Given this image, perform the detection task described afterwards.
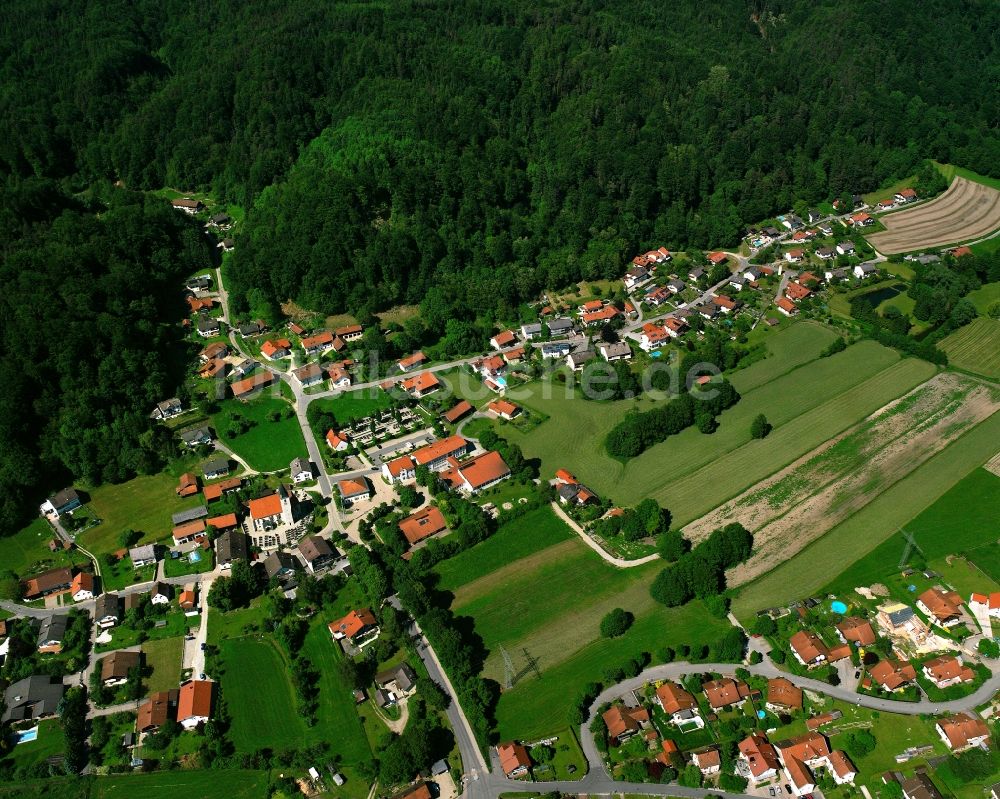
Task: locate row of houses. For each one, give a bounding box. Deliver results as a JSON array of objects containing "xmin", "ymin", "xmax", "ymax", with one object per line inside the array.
[{"xmin": 382, "ymin": 435, "xmax": 512, "ymax": 495}]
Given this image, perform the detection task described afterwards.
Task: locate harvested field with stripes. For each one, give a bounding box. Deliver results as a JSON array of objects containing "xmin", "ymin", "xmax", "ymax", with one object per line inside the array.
[
  {"xmin": 939, "ymin": 317, "xmax": 1000, "ymax": 379},
  {"xmin": 684, "ymin": 372, "xmax": 1000, "ymax": 587},
  {"xmin": 866, "ymin": 177, "xmax": 1000, "ymax": 253}
]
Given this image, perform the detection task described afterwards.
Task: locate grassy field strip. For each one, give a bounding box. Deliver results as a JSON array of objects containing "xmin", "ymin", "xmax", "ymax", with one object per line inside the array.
[
  {"xmin": 940, "ymin": 318, "xmax": 1000, "ymax": 379},
  {"xmin": 94, "ymin": 770, "xmax": 268, "ymax": 799},
  {"xmin": 660, "ymin": 358, "xmax": 936, "ymax": 524},
  {"xmin": 731, "ymin": 407, "xmax": 1000, "ymax": 622},
  {"xmin": 697, "ymin": 374, "xmax": 1000, "ymax": 587},
  {"xmin": 142, "ymin": 636, "xmax": 184, "ymax": 693},
  {"xmin": 726, "ymin": 321, "xmax": 839, "ymax": 393}
]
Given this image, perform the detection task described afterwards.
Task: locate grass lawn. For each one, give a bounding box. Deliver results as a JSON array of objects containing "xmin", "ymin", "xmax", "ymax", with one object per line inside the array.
[
  {"xmin": 142, "ymin": 636, "xmax": 185, "ymax": 693},
  {"xmin": 101, "ymin": 560, "xmax": 157, "ymax": 591},
  {"xmin": 435, "ymin": 507, "xmax": 731, "ymax": 739},
  {"xmin": 94, "ymin": 770, "xmax": 268, "ymax": 799},
  {"xmin": 214, "ymin": 396, "xmax": 307, "ymax": 471},
  {"xmin": 0, "ymin": 779, "xmax": 92, "ymax": 799},
  {"xmin": 732, "ymin": 409, "xmax": 1000, "ymax": 621},
  {"xmin": 940, "ymin": 318, "xmax": 1000, "ymax": 378},
  {"xmin": 967, "ymin": 281, "xmax": 1000, "ymax": 316},
  {"xmin": 934, "ymin": 161, "xmax": 1000, "ymax": 192},
  {"xmin": 163, "ymin": 549, "xmax": 215, "ymax": 578},
  {"xmin": 0, "ymin": 517, "xmax": 87, "ymax": 578},
  {"xmin": 219, "ymin": 636, "xmax": 302, "ymax": 751},
  {"xmin": 311, "ymin": 387, "xmax": 393, "ymax": 425},
  {"xmin": 863, "ymin": 173, "xmax": 918, "ymax": 205},
  {"xmin": 1, "ymin": 719, "xmax": 63, "ymax": 770},
  {"xmin": 96, "ymin": 612, "xmax": 195, "ymax": 653}
]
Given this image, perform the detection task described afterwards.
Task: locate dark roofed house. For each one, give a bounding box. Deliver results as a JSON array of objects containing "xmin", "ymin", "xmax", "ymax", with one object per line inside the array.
[
  {"xmin": 239, "ymin": 321, "xmax": 264, "ymax": 337},
  {"xmin": 196, "ymin": 315, "xmax": 220, "ymax": 337},
  {"xmin": 180, "ymin": 426, "xmax": 213, "ymax": 448},
  {"xmin": 299, "ymin": 535, "xmax": 336, "ymax": 573},
  {"xmin": 129, "ymin": 544, "xmax": 158, "ymax": 567},
  {"xmin": 215, "ymin": 529, "xmax": 249, "ymax": 570},
  {"xmin": 95, "ymin": 593, "xmax": 122, "ymax": 628},
  {"xmin": 137, "ymin": 689, "xmax": 179, "ymax": 733},
  {"xmin": 375, "ymin": 662, "xmax": 418, "ymax": 694},
  {"xmin": 37, "ymin": 615, "xmax": 69, "ymax": 653},
  {"xmin": 22, "ymin": 567, "xmax": 73, "ymax": 600},
  {"xmin": 2, "ymin": 676, "xmax": 65, "ymax": 724},
  {"xmin": 203, "ymin": 459, "xmax": 230, "ymax": 480},
  {"xmin": 40, "ymin": 487, "xmax": 83, "ymax": 517},
  {"xmin": 100, "ymin": 650, "xmax": 142, "ymax": 686},
  {"xmin": 263, "ymin": 551, "xmax": 299, "ymax": 582}
]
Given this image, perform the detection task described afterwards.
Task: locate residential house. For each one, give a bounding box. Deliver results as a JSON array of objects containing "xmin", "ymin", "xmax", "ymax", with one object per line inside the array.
[
  {"xmin": 218, "ymin": 238, "xmax": 235, "ymax": 252},
  {"xmin": 917, "ymin": 587, "xmax": 963, "ymax": 627},
  {"xmin": 293, "ymin": 362, "xmax": 324, "ymax": 387},
  {"xmin": 786, "ymin": 282, "xmax": 812, "ymax": 302},
  {"xmin": 290, "ymin": 457, "xmax": 313, "ymax": 484},
  {"xmin": 789, "ymin": 630, "xmax": 830, "ymax": 667},
  {"xmin": 262, "ymin": 551, "xmax": 299, "ymax": 582},
  {"xmin": 231, "ymin": 372, "xmax": 274, "ymax": 399},
  {"xmin": 187, "ymin": 276, "xmax": 212, "ymax": 292},
  {"xmin": 836, "ymin": 616, "xmax": 876, "ymax": 646},
  {"xmin": 664, "ymin": 316, "xmax": 688, "ymax": 338},
  {"xmin": 923, "ymin": 655, "xmax": 975, "ymax": 689},
  {"xmin": 693, "ymin": 749, "xmax": 721, "ymax": 776},
  {"xmin": 126, "ymin": 544, "xmax": 157, "ymax": 568},
  {"xmin": 299, "ymin": 535, "xmax": 336, "ymax": 573},
  {"xmin": 397, "ymin": 352, "xmax": 427, "ymax": 372},
  {"xmin": 936, "ymin": 713, "xmax": 990, "ymax": 752},
  {"xmin": 335, "ymin": 324, "xmax": 364, "ymax": 342},
  {"xmin": 247, "ymin": 486, "xmax": 296, "ymax": 531},
  {"xmin": 490, "ymin": 330, "xmax": 517, "ymax": 349},
  {"xmin": 517, "ymin": 322, "xmax": 542, "ymax": 342},
  {"xmin": 540, "ymin": 341, "xmax": 572, "ymax": 358},
  {"xmin": 623, "ymin": 266, "xmax": 651, "ymax": 291},
  {"xmin": 260, "ymin": 338, "xmax": 291, "ymax": 359},
  {"xmin": 100, "ymin": 650, "xmax": 142, "ymax": 687},
  {"xmin": 230, "ymin": 358, "xmax": 258, "ymax": 379},
  {"xmin": 400, "ymin": 371, "xmax": 442, "ymax": 398},
  {"xmin": 774, "ymin": 732, "xmax": 856, "ymax": 795},
  {"xmin": 178, "ymin": 586, "xmax": 197, "ymax": 612},
  {"xmin": 702, "ymin": 678, "xmax": 753, "ymax": 710},
  {"xmin": 708, "ymin": 251, "xmax": 729, "ymax": 265},
  {"xmin": 850, "ymin": 213, "xmax": 874, "ymax": 227},
  {"xmin": 877, "ymin": 602, "xmax": 924, "ymax": 636},
  {"xmin": 383, "ymin": 455, "xmax": 417, "ymax": 484},
  {"xmin": 545, "ymin": 318, "xmax": 574, "ymax": 337},
  {"xmin": 206, "ymin": 513, "xmax": 238, "ymax": 532},
  {"xmin": 836, "ymin": 240, "xmax": 856, "ymax": 255},
  {"xmin": 40, "ymin": 488, "xmax": 83, "ymax": 517},
  {"xmin": 895, "ymin": 188, "xmax": 918, "ymax": 203},
  {"xmin": 869, "ymin": 658, "xmax": 917, "ymax": 691},
  {"xmin": 728, "ymin": 275, "xmax": 745, "ymax": 291},
  {"xmin": 877, "ymin": 198, "xmax": 895, "ymax": 211},
  {"xmin": 203, "ymin": 477, "xmax": 242, "ymax": 502},
  {"xmin": 714, "ymin": 295, "xmax": 741, "ymax": 314},
  {"xmin": 150, "ymin": 398, "xmax": 183, "ymax": 420},
  {"xmin": 442, "ymin": 401, "xmax": 474, "ymax": 425},
  {"xmin": 1, "ymin": 676, "xmax": 64, "ymax": 724},
  {"xmin": 203, "ymin": 458, "xmax": 230, "ymax": 480},
  {"xmin": 199, "ymin": 341, "xmax": 228, "ymax": 362},
  {"xmin": 738, "ymin": 733, "xmax": 781, "ymax": 784},
  {"xmin": 807, "ymin": 209, "xmax": 823, "ymax": 223},
  {"xmin": 439, "ymin": 450, "xmax": 511, "ymax": 494},
  {"xmin": 784, "ymin": 248, "xmax": 805, "ymax": 263},
  {"xmin": 325, "ymin": 429, "xmax": 351, "ymax": 451},
  {"xmin": 197, "ymin": 358, "xmax": 226, "ymax": 379},
  {"xmin": 782, "ymin": 215, "xmax": 804, "ymax": 231},
  {"xmin": 177, "ymin": 679, "xmax": 215, "ymax": 730},
  {"xmin": 497, "ymin": 742, "xmax": 532, "ymax": 777},
  {"xmin": 639, "ymin": 322, "xmax": 671, "ymax": 352},
  {"xmin": 899, "ymin": 772, "xmax": 945, "ymax": 799},
  {"xmin": 238, "ymin": 321, "xmax": 264, "ymax": 337},
  {"xmin": 776, "ymin": 297, "xmax": 798, "ymax": 317},
  {"xmin": 655, "ymin": 681, "xmax": 703, "ymax": 729},
  {"xmin": 666, "ymin": 279, "xmax": 686, "ymax": 294},
  {"xmin": 137, "ymin": 689, "xmax": 178, "ymax": 733},
  {"xmin": 818, "ymin": 222, "xmax": 834, "ymax": 236},
  {"xmin": 582, "ymin": 306, "xmax": 619, "ymax": 326},
  {"xmin": 488, "ymin": 399, "xmax": 520, "ymax": 420},
  {"xmin": 196, "ymin": 315, "xmax": 220, "ymax": 338},
  {"xmin": 328, "ymin": 608, "xmax": 380, "ymax": 645},
  {"xmin": 71, "ymin": 572, "xmax": 95, "ymax": 602},
  {"xmin": 645, "ymin": 286, "xmax": 672, "ymax": 307},
  {"xmin": 37, "ymin": 615, "xmax": 69, "ymax": 653},
  {"xmin": 743, "ymin": 266, "xmax": 763, "ymax": 282},
  {"xmin": 950, "ymin": 246, "xmax": 974, "ymax": 258},
  {"xmin": 150, "ymin": 582, "xmax": 171, "ymax": 604},
  {"xmin": 566, "ymin": 350, "xmax": 593, "ymax": 371},
  {"xmin": 95, "ymin": 593, "xmax": 121, "ymax": 628},
  {"xmin": 766, "ymin": 677, "xmax": 803, "ymax": 713},
  {"xmin": 301, "ymin": 330, "xmax": 335, "ymax": 355},
  {"xmin": 602, "ymin": 703, "xmax": 649, "ymax": 743},
  {"xmin": 479, "ymin": 354, "xmax": 507, "ymax": 380},
  {"xmin": 599, "ymin": 341, "xmax": 632, "ymax": 362},
  {"xmin": 825, "ymin": 267, "xmax": 851, "ymax": 282},
  {"xmin": 21, "ymin": 567, "xmax": 73, "ymax": 600},
  {"xmin": 375, "ymin": 663, "xmax": 418, "ymax": 696},
  {"xmin": 215, "ymin": 530, "xmax": 249, "ymax": 570},
  {"xmin": 854, "ymin": 263, "xmax": 878, "ymax": 279},
  {"xmin": 816, "ymin": 246, "xmax": 836, "ymax": 260},
  {"xmin": 171, "ymin": 198, "xmax": 204, "ymax": 214},
  {"xmin": 172, "ymin": 519, "xmax": 207, "ymax": 546},
  {"xmin": 688, "ymin": 267, "xmax": 705, "ymax": 281},
  {"xmin": 399, "ymin": 505, "xmax": 448, "ymax": 547},
  {"xmin": 180, "ymin": 426, "xmax": 213, "ymax": 448},
  {"xmin": 970, "ymin": 592, "xmax": 1000, "ymax": 618},
  {"xmin": 338, "ymin": 478, "xmax": 373, "ymax": 506}
]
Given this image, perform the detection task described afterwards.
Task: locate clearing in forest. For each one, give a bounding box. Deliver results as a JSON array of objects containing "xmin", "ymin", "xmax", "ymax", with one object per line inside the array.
[
  {"xmin": 866, "ymin": 177, "xmax": 1000, "ymax": 253},
  {"xmin": 684, "ymin": 372, "xmax": 1000, "ymax": 587}
]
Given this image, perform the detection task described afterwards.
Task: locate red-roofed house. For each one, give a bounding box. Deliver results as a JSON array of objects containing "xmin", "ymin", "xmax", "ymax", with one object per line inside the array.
[
  {"xmin": 338, "ymin": 478, "xmax": 373, "ymax": 506},
  {"xmin": 869, "ymin": 658, "xmax": 917, "ymax": 691},
  {"xmin": 326, "ymin": 429, "xmax": 350, "ymax": 451},
  {"xmin": 936, "ymin": 713, "xmax": 990, "ymax": 751},
  {"xmin": 917, "ymin": 587, "xmax": 964, "ymax": 627},
  {"xmin": 784, "ymin": 248, "xmax": 805, "ymax": 263},
  {"xmin": 655, "ymin": 682, "xmax": 703, "ymax": 728},
  {"xmin": 71, "ymin": 572, "xmax": 95, "ymax": 602},
  {"xmin": 776, "ymin": 297, "xmax": 798, "ymax": 316},
  {"xmin": 693, "ymin": 748, "xmax": 721, "ymax": 775},
  {"xmin": 178, "ymin": 679, "xmax": 215, "ymax": 730},
  {"xmin": 703, "ymin": 678, "xmax": 752, "ymax": 710},
  {"xmin": 398, "ymin": 506, "xmax": 448, "ymax": 546},
  {"xmin": 786, "ymin": 282, "xmax": 812, "ymax": 301},
  {"xmin": 894, "ymin": 188, "xmax": 918, "ymax": 203},
  {"xmin": 602, "ymin": 703, "xmax": 649, "ymax": 743},
  {"xmin": 923, "ymin": 655, "xmax": 975, "ymax": 689},
  {"xmin": 397, "ymin": 352, "xmax": 427, "ymax": 372},
  {"xmin": 400, "ymin": 372, "xmax": 441, "ymax": 398},
  {"xmin": 440, "ymin": 450, "xmax": 511, "ymax": 494},
  {"xmin": 490, "ymin": 330, "xmax": 517, "ymax": 350},
  {"xmin": 739, "ymin": 733, "xmax": 780, "ymax": 784},
  {"xmin": 488, "ymin": 400, "xmax": 520, "ymax": 420},
  {"xmin": 496, "ymin": 742, "xmax": 531, "ymax": 777},
  {"xmin": 639, "ymin": 322, "xmax": 671, "ymax": 351},
  {"xmin": 582, "ymin": 306, "xmax": 620, "ymax": 326},
  {"xmin": 261, "ymin": 338, "xmax": 291, "ymax": 359},
  {"xmin": 708, "ymin": 251, "xmax": 728, "ymax": 265},
  {"xmin": 775, "ymin": 732, "xmax": 856, "ymax": 795},
  {"xmin": 328, "ymin": 609, "xmax": 380, "ymax": 645}
]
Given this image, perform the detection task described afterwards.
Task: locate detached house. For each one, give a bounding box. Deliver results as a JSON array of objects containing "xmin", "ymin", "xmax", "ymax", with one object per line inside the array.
[
  {"xmin": 776, "ymin": 297, "xmax": 798, "ymax": 317},
  {"xmin": 196, "ymin": 315, "xmax": 220, "ymax": 338},
  {"xmin": 95, "ymin": 592, "xmax": 121, "ymax": 628},
  {"xmin": 397, "ymin": 352, "xmax": 427, "ymax": 372},
  {"xmin": 129, "ymin": 544, "xmax": 158, "ymax": 567},
  {"xmin": 936, "ymin": 713, "xmax": 990, "ymax": 752},
  {"xmin": 398, "ymin": 505, "xmax": 448, "ymax": 547},
  {"xmin": 301, "ymin": 330, "xmax": 335, "ymax": 355},
  {"xmin": 335, "ymin": 324, "xmax": 364, "ymax": 342},
  {"xmin": 520, "ymin": 322, "xmax": 543, "ymax": 340},
  {"xmin": 917, "ymin": 587, "xmax": 963, "ymax": 627},
  {"xmin": 854, "ymin": 263, "xmax": 878, "ymax": 279},
  {"xmin": 400, "ymin": 371, "xmax": 442, "ymax": 398},
  {"xmin": 40, "ymin": 488, "xmax": 83, "ymax": 517},
  {"xmin": 215, "ymin": 529, "xmax": 249, "ymax": 570},
  {"xmin": 37, "ymin": 615, "xmax": 69, "ymax": 653},
  {"xmin": 702, "ymin": 678, "xmax": 753, "ymax": 710},
  {"xmin": 869, "ymin": 658, "xmax": 917, "ymax": 691},
  {"xmin": 655, "ymin": 681, "xmax": 703, "ymax": 729},
  {"xmin": 739, "ymin": 733, "xmax": 781, "ymax": 785},
  {"xmin": 338, "ymin": 478, "xmax": 373, "ymax": 506},
  {"xmin": 293, "ymin": 363, "xmax": 324, "ymax": 387},
  {"xmin": 602, "ymin": 703, "xmax": 649, "ymax": 744},
  {"xmin": 328, "ymin": 608, "xmax": 380, "ymax": 646},
  {"xmin": 774, "ymin": 732, "xmax": 856, "ymax": 795},
  {"xmin": 261, "ymin": 338, "xmax": 291, "ymax": 360},
  {"xmin": 490, "ymin": 330, "xmax": 517, "ymax": 349},
  {"xmin": 100, "ymin": 650, "xmax": 142, "ymax": 687},
  {"xmin": 599, "ymin": 341, "xmax": 632, "ymax": 362},
  {"xmin": 171, "ymin": 198, "xmax": 204, "ymax": 214},
  {"xmin": 836, "ymin": 240, "xmax": 856, "ymax": 255},
  {"xmin": 623, "ymin": 266, "xmax": 651, "ymax": 291},
  {"xmin": 766, "ymin": 677, "xmax": 803, "ymax": 713},
  {"xmin": 325, "ymin": 429, "xmax": 350, "ymax": 452},
  {"xmin": 923, "ymin": 655, "xmax": 975, "ymax": 689},
  {"xmin": 290, "ymin": 457, "xmax": 313, "ymax": 484},
  {"xmin": 836, "ymin": 616, "xmax": 876, "ymax": 646},
  {"xmin": 71, "ymin": 572, "xmax": 95, "ymax": 602},
  {"xmin": 299, "ymin": 535, "xmax": 337, "ymax": 573},
  {"xmin": 497, "ymin": 742, "xmax": 532, "ymax": 778},
  {"xmin": 850, "ymin": 212, "xmax": 874, "ymax": 227},
  {"xmin": 895, "ymin": 188, "xmax": 918, "ymax": 203},
  {"xmin": 178, "ymin": 679, "xmax": 215, "ymax": 730}
]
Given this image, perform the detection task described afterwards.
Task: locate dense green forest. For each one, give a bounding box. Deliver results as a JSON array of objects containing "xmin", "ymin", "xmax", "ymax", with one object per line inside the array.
[{"xmin": 1, "ymin": 0, "xmax": 999, "ymax": 526}]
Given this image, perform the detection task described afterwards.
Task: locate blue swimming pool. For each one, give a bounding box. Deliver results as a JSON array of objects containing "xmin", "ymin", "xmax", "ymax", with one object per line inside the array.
[
  {"xmin": 189, "ymin": 550, "xmax": 202, "ymax": 563},
  {"xmin": 651, "ymin": 351, "xmax": 662, "ymax": 358},
  {"xmin": 14, "ymin": 727, "xmax": 38, "ymax": 744},
  {"xmin": 831, "ymin": 601, "xmax": 847, "ymax": 614},
  {"xmin": 495, "ymin": 376, "xmax": 508, "ymax": 388}
]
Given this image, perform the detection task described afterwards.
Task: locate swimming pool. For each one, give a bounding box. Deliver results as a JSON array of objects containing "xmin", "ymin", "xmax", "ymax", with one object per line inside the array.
[
  {"xmin": 189, "ymin": 550, "xmax": 202, "ymax": 563},
  {"xmin": 831, "ymin": 600, "xmax": 848, "ymax": 614},
  {"xmin": 14, "ymin": 727, "xmax": 38, "ymax": 744},
  {"xmin": 494, "ymin": 376, "xmax": 508, "ymax": 388}
]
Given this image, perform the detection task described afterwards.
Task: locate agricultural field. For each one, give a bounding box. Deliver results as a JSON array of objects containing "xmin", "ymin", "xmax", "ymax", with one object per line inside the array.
[
  {"xmin": 505, "ymin": 323, "xmax": 935, "ymax": 525},
  {"xmin": 967, "ymin": 281, "xmax": 1000, "ymax": 316},
  {"xmin": 436, "ymin": 505, "xmax": 731, "ymax": 740},
  {"xmin": 213, "ymin": 396, "xmax": 307, "ymax": 471},
  {"xmin": 142, "ymin": 636, "xmax": 184, "ymax": 693},
  {"xmin": 687, "ymin": 372, "xmax": 1000, "ymax": 587},
  {"xmin": 866, "ymin": 176, "xmax": 1000, "ymax": 253},
  {"xmin": 939, "ymin": 317, "xmax": 1000, "ymax": 378},
  {"xmin": 94, "ymin": 770, "xmax": 268, "ymax": 799},
  {"xmin": 732, "ymin": 407, "xmax": 1000, "ymax": 621}
]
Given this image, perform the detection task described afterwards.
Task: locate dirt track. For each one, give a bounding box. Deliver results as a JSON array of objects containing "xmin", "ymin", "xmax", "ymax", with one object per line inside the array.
[
  {"xmin": 867, "ymin": 177, "xmax": 1000, "ymax": 253},
  {"xmin": 682, "ymin": 373, "xmax": 1000, "ymax": 587}
]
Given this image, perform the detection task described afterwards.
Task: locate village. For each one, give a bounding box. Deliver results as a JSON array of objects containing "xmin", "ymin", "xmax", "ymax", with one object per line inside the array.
[{"xmin": 2, "ymin": 176, "xmax": 1000, "ymax": 799}]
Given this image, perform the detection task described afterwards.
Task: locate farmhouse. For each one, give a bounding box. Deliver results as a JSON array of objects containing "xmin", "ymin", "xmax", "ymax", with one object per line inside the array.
[
  {"xmin": 21, "ymin": 567, "xmax": 73, "ymax": 601},
  {"xmin": 490, "ymin": 330, "xmax": 517, "ymax": 349},
  {"xmin": 774, "ymin": 732, "xmax": 856, "ymax": 795},
  {"xmin": 299, "ymin": 535, "xmax": 337, "ymax": 573},
  {"xmin": 766, "ymin": 677, "xmax": 803, "ymax": 713},
  {"xmin": 497, "ymin": 742, "xmax": 532, "ymax": 777},
  {"xmin": 261, "ymin": 338, "xmax": 291, "ymax": 359},
  {"xmin": 203, "ymin": 477, "xmax": 242, "ymax": 502},
  {"xmin": 176, "ymin": 473, "xmax": 199, "ymax": 497},
  {"xmin": 738, "ymin": 733, "xmax": 781, "ymax": 784},
  {"xmin": 869, "ymin": 658, "xmax": 917, "ymax": 691},
  {"xmin": 338, "ymin": 478, "xmax": 373, "ymax": 506},
  {"xmin": 400, "ymin": 371, "xmax": 442, "ymax": 398},
  {"xmin": 936, "ymin": 713, "xmax": 990, "ymax": 751},
  {"xmin": 178, "ymin": 679, "xmax": 215, "ymax": 730},
  {"xmin": 171, "ymin": 198, "xmax": 204, "ymax": 214},
  {"xmin": 398, "ymin": 505, "xmax": 448, "ymax": 546},
  {"xmin": 328, "ymin": 608, "xmax": 380, "ymax": 645},
  {"xmin": 301, "ymin": 331, "xmax": 335, "ymax": 355},
  {"xmin": 602, "ymin": 703, "xmax": 649, "ymax": 743},
  {"xmin": 488, "ymin": 399, "xmax": 520, "ymax": 420},
  {"xmin": 922, "ymin": 655, "xmax": 975, "ymax": 689},
  {"xmin": 916, "ymin": 586, "xmax": 963, "ymax": 627},
  {"xmin": 71, "ymin": 571, "xmax": 95, "ymax": 601},
  {"xmin": 443, "ymin": 400, "xmax": 474, "ymax": 424},
  {"xmin": 231, "ymin": 372, "xmax": 274, "ymax": 399},
  {"xmin": 440, "ymin": 450, "xmax": 511, "ymax": 494}
]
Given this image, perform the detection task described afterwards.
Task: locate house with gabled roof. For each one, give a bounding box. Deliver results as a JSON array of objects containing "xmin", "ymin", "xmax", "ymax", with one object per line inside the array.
[
  {"xmin": 299, "ymin": 535, "xmax": 337, "ymax": 573},
  {"xmin": 655, "ymin": 681, "xmax": 703, "ymax": 728},
  {"xmin": 326, "ymin": 429, "xmax": 350, "ymax": 451},
  {"xmin": 399, "ymin": 505, "xmax": 448, "ymax": 546},
  {"xmin": 774, "ymin": 732, "xmax": 856, "ymax": 795},
  {"xmin": 37, "ymin": 615, "xmax": 69, "ymax": 653},
  {"xmin": 922, "ymin": 655, "xmax": 975, "ymax": 689},
  {"xmin": 602, "ymin": 703, "xmax": 649, "ymax": 743},
  {"xmin": 439, "ymin": 450, "xmax": 511, "ymax": 494},
  {"xmin": 870, "ymin": 658, "xmax": 917, "ymax": 691},
  {"xmin": 71, "ymin": 571, "xmax": 95, "ymax": 602},
  {"xmin": 178, "ymin": 679, "xmax": 215, "ymax": 730},
  {"xmin": 261, "ymin": 338, "xmax": 291, "ymax": 359},
  {"xmin": 328, "ymin": 608, "xmax": 379, "ymax": 645},
  {"xmin": 137, "ymin": 689, "xmax": 178, "ymax": 733},
  {"xmin": 936, "ymin": 713, "xmax": 990, "ymax": 751},
  {"xmin": 338, "ymin": 477, "xmax": 373, "ymax": 506},
  {"xmin": 776, "ymin": 297, "xmax": 798, "ymax": 317},
  {"xmin": 836, "ymin": 616, "xmax": 876, "ymax": 646},
  {"xmin": 397, "ymin": 351, "xmax": 427, "ymax": 372},
  {"xmin": 702, "ymin": 677, "xmax": 753, "ymax": 710},
  {"xmin": 443, "ymin": 400, "xmax": 474, "ymax": 424},
  {"xmin": 917, "ymin": 586, "xmax": 963, "ymax": 627},
  {"xmin": 496, "ymin": 742, "xmax": 532, "ymax": 777},
  {"xmin": 766, "ymin": 677, "xmax": 803, "ymax": 712},
  {"xmin": 400, "ymin": 371, "xmax": 441, "ymax": 398},
  {"xmin": 739, "ymin": 733, "xmax": 780, "ymax": 784},
  {"xmin": 301, "ymin": 330, "xmax": 335, "ymax": 355},
  {"xmin": 490, "ymin": 330, "xmax": 517, "ymax": 349}
]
